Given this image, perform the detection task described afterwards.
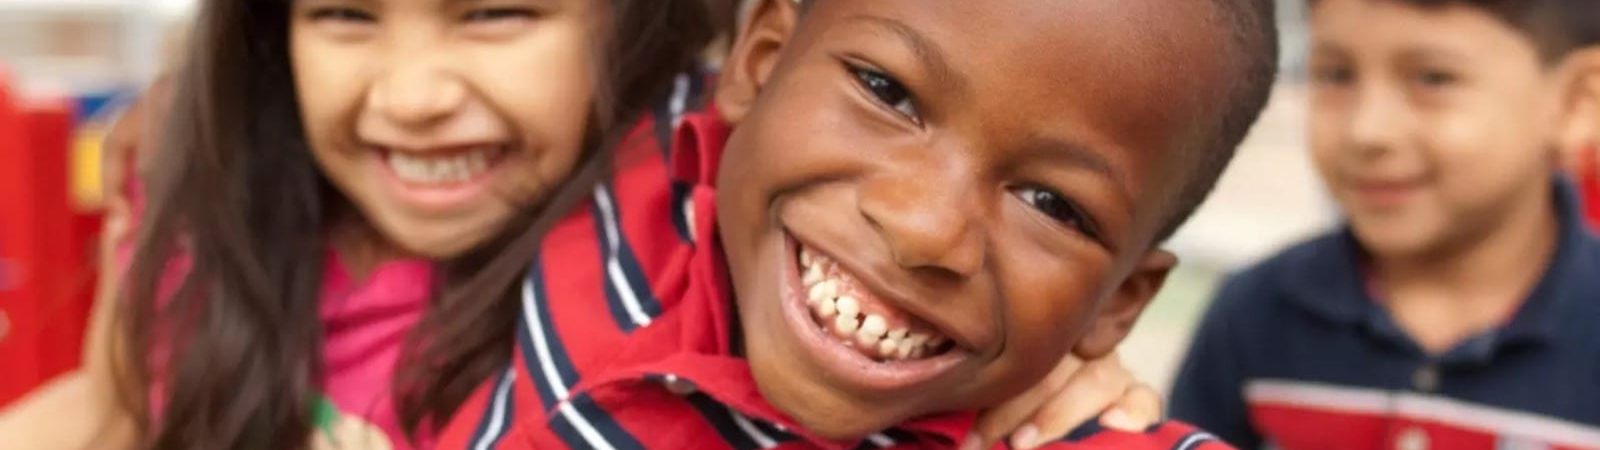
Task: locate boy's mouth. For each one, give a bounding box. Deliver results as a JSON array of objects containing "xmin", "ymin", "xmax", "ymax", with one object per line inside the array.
[
  {"xmin": 778, "ymin": 231, "xmax": 968, "ymax": 393},
  {"xmin": 798, "ymin": 246, "xmax": 955, "ymax": 361}
]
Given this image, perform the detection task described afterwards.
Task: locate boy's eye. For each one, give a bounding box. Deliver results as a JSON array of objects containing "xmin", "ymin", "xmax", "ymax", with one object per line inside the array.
[
  {"xmin": 1311, "ymin": 65, "xmax": 1354, "ymax": 86},
  {"xmin": 1012, "ymin": 185, "xmax": 1097, "ymax": 237},
  {"xmin": 850, "ymin": 66, "xmax": 921, "ymax": 125}
]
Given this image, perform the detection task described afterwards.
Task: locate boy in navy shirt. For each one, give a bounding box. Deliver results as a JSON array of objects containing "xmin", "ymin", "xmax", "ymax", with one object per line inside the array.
[{"xmin": 1172, "ymin": 0, "xmax": 1600, "ymax": 449}]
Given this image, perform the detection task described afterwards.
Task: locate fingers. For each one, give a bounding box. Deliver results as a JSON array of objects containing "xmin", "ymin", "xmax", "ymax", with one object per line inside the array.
[
  {"xmin": 962, "ymin": 355, "xmax": 1084, "ymax": 450},
  {"xmin": 1100, "ymin": 382, "xmax": 1163, "ymax": 432},
  {"xmin": 1009, "ymin": 352, "xmax": 1134, "ymax": 449}
]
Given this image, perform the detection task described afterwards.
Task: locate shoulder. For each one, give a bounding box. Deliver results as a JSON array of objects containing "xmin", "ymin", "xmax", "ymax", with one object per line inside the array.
[
  {"xmin": 1209, "ymin": 232, "xmax": 1350, "ymax": 317},
  {"xmin": 1039, "ymin": 421, "xmax": 1233, "ymax": 450}
]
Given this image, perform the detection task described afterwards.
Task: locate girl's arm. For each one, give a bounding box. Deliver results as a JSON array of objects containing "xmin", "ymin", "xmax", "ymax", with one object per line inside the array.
[{"xmin": 0, "ymin": 79, "xmax": 171, "ymax": 449}]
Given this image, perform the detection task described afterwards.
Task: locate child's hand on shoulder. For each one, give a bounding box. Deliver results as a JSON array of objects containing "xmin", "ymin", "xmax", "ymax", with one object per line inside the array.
[{"xmin": 964, "ymin": 351, "xmax": 1161, "ymax": 450}]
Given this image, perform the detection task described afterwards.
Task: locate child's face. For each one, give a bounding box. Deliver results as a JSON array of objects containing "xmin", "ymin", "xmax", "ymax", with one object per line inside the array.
[
  {"xmin": 1308, "ymin": 0, "xmax": 1561, "ymax": 258},
  {"xmin": 715, "ymin": 0, "xmax": 1225, "ymax": 439},
  {"xmin": 291, "ymin": 0, "xmax": 596, "ymax": 258}
]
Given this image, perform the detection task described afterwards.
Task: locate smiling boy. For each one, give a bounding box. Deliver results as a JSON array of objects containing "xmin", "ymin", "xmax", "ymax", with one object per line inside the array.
[{"xmin": 438, "ymin": 0, "xmax": 1278, "ymax": 448}]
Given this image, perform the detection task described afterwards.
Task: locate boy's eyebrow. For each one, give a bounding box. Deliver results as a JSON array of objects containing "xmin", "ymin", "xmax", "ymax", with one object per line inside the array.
[
  {"xmin": 1023, "ymin": 135, "xmax": 1134, "ymax": 208},
  {"xmin": 843, "ymin": 14, "xmax": 969, "ymax": 93},
  {"xmin": 1398, "ymin": 46, "xmax": 1471, "ymax": 66}
]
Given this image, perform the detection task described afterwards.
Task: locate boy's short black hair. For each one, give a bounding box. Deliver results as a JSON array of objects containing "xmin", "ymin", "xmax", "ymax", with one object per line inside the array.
[
  {"xmin": 1154, "ymin": 0, "xmax": 1280, "ymax": 242},
  {"xmin": 1309, "ymin": 0, "xmax": 1600, "ymax": 62}
]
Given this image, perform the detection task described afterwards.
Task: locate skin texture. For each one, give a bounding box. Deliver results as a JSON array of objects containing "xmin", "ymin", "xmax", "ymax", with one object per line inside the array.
[
  {"xmin": 1307, "ymin": 0, "xmax": 1578, "ymax": 353},
  {"xmin": 291, "ymin": 0, "xmax": 597, "ymax": 263},
  {"xmin": 715, "ymin": 0, "xmax": 1237, "ymax": 439}
]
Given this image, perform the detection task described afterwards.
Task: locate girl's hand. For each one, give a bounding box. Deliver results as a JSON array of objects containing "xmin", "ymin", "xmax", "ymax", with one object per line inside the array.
[{"xmin": 962, "ymin": 351, "xmax": 1162, "ymax": 450}]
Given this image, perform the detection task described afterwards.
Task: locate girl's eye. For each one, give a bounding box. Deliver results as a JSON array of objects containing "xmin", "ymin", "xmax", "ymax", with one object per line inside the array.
[
  {"xmin": 1013, "ymin": 185, "xmax": 1097, "ymax": 237},
  {"xmin": 1415, "ymin": 69, "xmax": 1458, "ymax": 88},
  {"xmin": 308, "ymin": 7, "xmax": 377, "ymax": 24},
  {"xmin": 463, "ymin": 7, "xmax": 538, "ymax": 24},
  {"xmin": 850, "ymin": 66, "xmax": 921, "ymax": 124}
]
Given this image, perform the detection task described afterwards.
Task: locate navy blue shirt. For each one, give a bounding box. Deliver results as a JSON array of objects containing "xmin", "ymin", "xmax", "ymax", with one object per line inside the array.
[{"xmin": 1170, "ymin": 179, "xmax": 1600, "ymax": 450}]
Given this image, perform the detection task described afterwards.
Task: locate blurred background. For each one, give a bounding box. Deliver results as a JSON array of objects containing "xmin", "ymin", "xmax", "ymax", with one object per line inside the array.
[{"xmin": 0, "ymin": 0, "xmax": 1327, "ymax": 405}]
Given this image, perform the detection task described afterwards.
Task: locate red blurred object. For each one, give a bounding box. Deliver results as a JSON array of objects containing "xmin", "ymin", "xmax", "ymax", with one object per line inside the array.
[
  {"xmin": 0, "ymin": 70, "xmax": 100, "ymax": 408},
  {"xmin": 1579, "ymin": 144, "xmax": 1600, "ymax": 232}
]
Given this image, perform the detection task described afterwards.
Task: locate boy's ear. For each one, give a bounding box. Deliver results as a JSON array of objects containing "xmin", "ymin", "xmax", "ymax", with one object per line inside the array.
[
  {"xmin": 1072, "ymin": 250, "xmax": 1176, "ymax": 360},
  {"xmin": 1554, "ymin": 47, "xmax": 1600, "ymax": 169},
  {"xmin": 715, "ymin": 0, "xmax": 800, "ymax": 124}
]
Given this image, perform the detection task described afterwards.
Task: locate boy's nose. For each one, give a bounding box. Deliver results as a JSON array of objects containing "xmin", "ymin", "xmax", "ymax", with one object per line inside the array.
[
  {"xmin": 1346, "ymin": 83, "xmax": 1411, "ymax": 157},
  {"xmin": 857, "ymin": 173, "xmax": 985, "ymax": 279},
  {"xmin": 366, "ymin": 61, "xmax": 469, "ymax": 129}
]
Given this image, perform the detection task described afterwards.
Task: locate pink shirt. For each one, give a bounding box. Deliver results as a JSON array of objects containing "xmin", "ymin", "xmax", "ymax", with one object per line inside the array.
[
  {"xmin": 315, "ymin": 250, "xmax": 432, "ymax": 450},
  {"xmin": 122, "ymin": 171, "xmax": 433, "ymax": 449}
]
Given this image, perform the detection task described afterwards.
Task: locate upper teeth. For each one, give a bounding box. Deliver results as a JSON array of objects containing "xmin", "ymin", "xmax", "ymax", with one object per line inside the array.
[
  {"xmin": 800, "ymin": 245, "xmax": 948, "ymax": 361},
  {"xmin": 387, "ymin": 147, "xmax": 498, "ymax": 184}
]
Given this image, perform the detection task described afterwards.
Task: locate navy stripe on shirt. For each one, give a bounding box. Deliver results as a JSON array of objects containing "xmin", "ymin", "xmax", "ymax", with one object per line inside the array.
[
  {"xmin": 591, "ymin": 183, "xmax": 665, "ymax": 331},
  {"xmin": 468, "ymin": 368, "xmax": 518, "ymax": 450},
  {"xmin": 520, "ymin": 258, "xmax": 649, "ymax": 450}
]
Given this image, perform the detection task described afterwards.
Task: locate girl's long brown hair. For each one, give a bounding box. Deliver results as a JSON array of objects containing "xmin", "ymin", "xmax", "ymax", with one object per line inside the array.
[{"xmin": 121, "ymin": 0, "xmax": 718, "ymax": 448}]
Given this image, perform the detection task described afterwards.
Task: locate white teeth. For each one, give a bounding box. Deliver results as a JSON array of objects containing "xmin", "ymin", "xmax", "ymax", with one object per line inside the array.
[
  {"xmin": 855, "ymin": 329, "xmax": 881, "ymax": 348},
  {"xmin": 860, "ymin": 314, "xmax": 887, "ymax": 338},
  {"xmin": 906, "ymin": 333, "xmax": 929, "ymax": 350},
  {"xmin": 808, "ymin": 281, "xmax": 837, "ymax": 305},
  {"xmin": 832, "ymin": 315, "xmax": 859, "ymax": 337},
  {"xmin": 835, "ymin": 296, "xmax": 860, "ymax": 319},
  {"xmin": 896, "ymin": 339, "xmax": 915, "ymax": 359},
  {"xmin": 386, "ymin": 147, "xmax": 500, "ymax": 184},
  {"xmin": 816, "ymin": 297, "xmax": 838, "ymax": 320},
  {"xmin": 800, "ymin": 244, "xmax": 954, "ymax": 361},
  {"xmin": 877, "ymin": 338, "xmax": 899, "ymax": 358},
  {"xmin": 887, "ymin": 328, "xmax": 908, "ymax": 341},
  {"xmin": 802, "ymin": 264, "xmax": 823, "ymax": 286}
]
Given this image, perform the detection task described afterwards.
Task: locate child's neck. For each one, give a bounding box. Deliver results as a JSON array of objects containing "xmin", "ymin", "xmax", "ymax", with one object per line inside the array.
[
  {"xmin": 330, "ymin": 214, "xmax": 417, "ymax": 279},
  {"xmin": 1372, "ymin": 184, "xmax": 1560, "ymax": 355}
]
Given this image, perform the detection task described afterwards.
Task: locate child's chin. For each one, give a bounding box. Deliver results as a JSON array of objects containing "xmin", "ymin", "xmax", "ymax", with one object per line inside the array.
[{"xmin": 749, "ymin": 355, "xmax": 904, "ymax": 441}]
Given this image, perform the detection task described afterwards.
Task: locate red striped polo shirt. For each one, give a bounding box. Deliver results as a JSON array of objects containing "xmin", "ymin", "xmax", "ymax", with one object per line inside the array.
[{"xmin": 435, "ymin": 78, "xmax": 1231, "ymax": 450}]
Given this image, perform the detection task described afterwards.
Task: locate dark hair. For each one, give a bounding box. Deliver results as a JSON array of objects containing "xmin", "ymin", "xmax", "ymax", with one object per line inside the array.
[
  {"xmin": 1154, "ymin": 0, "xmax": 1280, "ymax": 242},
  {"xmin": 1306, "ymin": 0, "xmax": 1600, "ymax": 62},
  {"xmin": 120, "ymin": 1, "xmax": 717, "ymax": 449}
]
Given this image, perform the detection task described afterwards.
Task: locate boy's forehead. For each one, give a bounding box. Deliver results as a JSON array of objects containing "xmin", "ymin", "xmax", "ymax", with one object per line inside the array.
[{"xmin": 795, "ymin": 0, "xmax": 1235, "ymax": 202}]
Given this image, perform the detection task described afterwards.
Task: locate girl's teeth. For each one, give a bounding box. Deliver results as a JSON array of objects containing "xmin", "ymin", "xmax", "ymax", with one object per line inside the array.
[
  {"xmin": 896, "ymin": 339, "xmax": 915, "ymax": 359},
  {"xmin": 387, "ymin": 147, "xmax": 499, "ymax": 184}
]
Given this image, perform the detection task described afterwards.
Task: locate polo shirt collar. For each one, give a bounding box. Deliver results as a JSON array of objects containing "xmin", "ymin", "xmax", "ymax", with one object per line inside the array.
[{"xmin": 1280, "ymin": 176, "xmax": 1598, "ymax": 350}]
